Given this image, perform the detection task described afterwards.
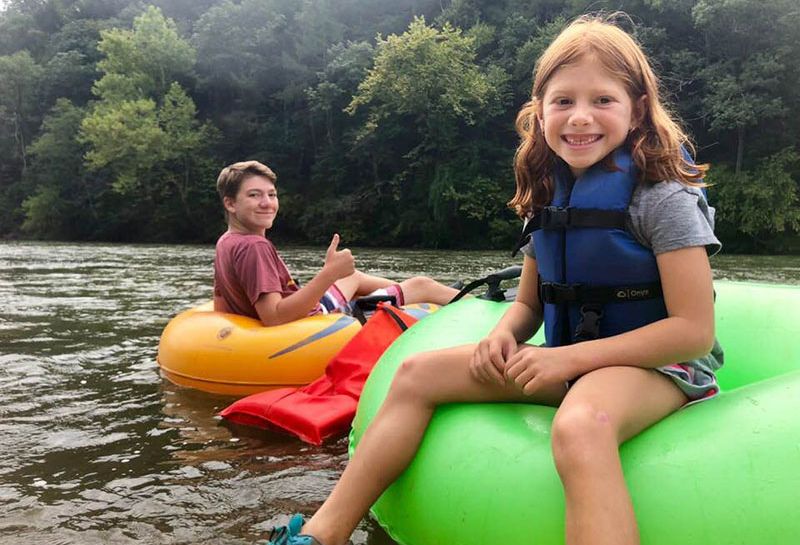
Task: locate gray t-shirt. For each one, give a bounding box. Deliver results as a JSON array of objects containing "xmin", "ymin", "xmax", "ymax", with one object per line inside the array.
[{"xmin": 522, "ymin": 181, "xmax": 721, "ymax": 258}]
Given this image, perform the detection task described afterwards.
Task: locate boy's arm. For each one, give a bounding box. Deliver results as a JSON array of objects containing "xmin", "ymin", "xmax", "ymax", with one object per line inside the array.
[{"xmin": 254, "ymin": 234, "xmax": 354, "ymax": 326}]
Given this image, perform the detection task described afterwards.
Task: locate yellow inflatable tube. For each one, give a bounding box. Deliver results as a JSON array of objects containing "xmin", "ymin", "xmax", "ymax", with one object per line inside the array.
[
  {"xmin": 157, "ymin": 302, "xmax": 360, "ymax": 396},
  {"xmin": 157, "ymin": 302, "xmax": 439, "ymax": 397}
]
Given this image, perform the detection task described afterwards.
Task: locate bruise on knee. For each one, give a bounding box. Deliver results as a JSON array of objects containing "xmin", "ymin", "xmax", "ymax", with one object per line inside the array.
[{"xmin": 551, "ymin": 404, "xmax": 619, "ymax": 473}]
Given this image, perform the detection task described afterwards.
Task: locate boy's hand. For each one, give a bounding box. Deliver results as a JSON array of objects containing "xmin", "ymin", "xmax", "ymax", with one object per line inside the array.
[{"xmin": 323, "ymin": 234, "xmax": 355, "ymax": 280}]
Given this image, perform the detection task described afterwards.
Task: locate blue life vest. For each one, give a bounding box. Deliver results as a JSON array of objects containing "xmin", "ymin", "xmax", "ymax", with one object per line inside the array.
[{"xmin": 532, "ymin": 147, "xmax": 667, "ymax": 347}]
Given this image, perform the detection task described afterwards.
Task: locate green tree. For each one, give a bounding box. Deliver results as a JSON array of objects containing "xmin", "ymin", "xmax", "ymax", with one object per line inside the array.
[
  {"xmin": 39, "ymin": 17, "xmax": 110, "ymax": 107},
  {"xmin": 348, "ymin": 17, "xmax": 505, "ymax": 148},
  {"xmin": 693, "ymin": 0, "xmax": 799, "ymax": 174},
  {"xmin": 0, "ymin": 5, "xmax": 47, "ymax": 56},
  {"xmin": 291, "ymin": 41, "xmax": 377, "ymax": 242},
  {"xmin": 192, "ymin": 0, "xmax": 290, "ymax": 106},
  {"xmin": 92, "ymin": 5, "xmax": 195, "ymax": 102},
  {"xmin": 707, "ymin": 149, "xmax": 800, "ymax": 249},
  {"xmin": 22, "ymin": 98, "xmax": 95, "ymax": 239},
  {"xmin": 157, "ymin": 82, "xmax": 221, "ymax": 236},
  {"xmin": 307, "ymin": 41, "xmax": 374, "ymax": 148},
  {"xmin": 346, "ymin": 17, "xmax": 509, "ymax": 246},
  {"xmin": 0, "ymin": 50, "xmax": 42, "ymax": 171},
  {"xmin": 81, "ymin": 98, "xmax": 165, "ymax": 193},
  {"xmin": 80, "ymin": 6, "xmax": 219, "ymax": 240},
  {"xmin": 191, "ymin": 0, "xmax": 311, "ymax": 166}
]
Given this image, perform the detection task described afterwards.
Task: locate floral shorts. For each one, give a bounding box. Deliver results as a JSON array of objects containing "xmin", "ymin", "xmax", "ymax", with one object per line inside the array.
[
  {"xmin": 656, "ymin": 338, "xmax": 724, "ymax": 405},
  {"xmin": 566, "ymin": 338, "xmax": 724, "ymax": 406}
]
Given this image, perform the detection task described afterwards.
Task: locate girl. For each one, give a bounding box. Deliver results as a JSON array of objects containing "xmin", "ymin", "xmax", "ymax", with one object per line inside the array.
[{"xmin": 267, "ymin": 14, "xmax": 722, "ymax": 545}]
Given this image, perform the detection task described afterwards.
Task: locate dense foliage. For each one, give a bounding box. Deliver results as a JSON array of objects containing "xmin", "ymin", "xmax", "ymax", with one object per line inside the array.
[{"xmin": 1, "ymin": 0, "xmax": 798, "ymax": 251}]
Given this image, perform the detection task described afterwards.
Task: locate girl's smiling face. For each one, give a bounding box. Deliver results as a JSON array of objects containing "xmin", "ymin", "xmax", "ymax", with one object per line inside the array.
[{"xmin": 539, "ymin": 56, "xmax": 643, "ymax": 178}]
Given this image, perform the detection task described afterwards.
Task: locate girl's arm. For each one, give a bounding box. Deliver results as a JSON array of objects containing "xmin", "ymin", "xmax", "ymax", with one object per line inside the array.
[
  {"xmin": 505, "ymin": 246, "xmax": 715, "ymax": 393},
  {"xmin": 471, "ymin": 255, "xmax": 543, "ymax": 384},
  {"xmin": 566, "ymin": 245, "xmax": 715, "ymax": 372},
  {"xmin": 491, "ymin": 255, "xmax": 544, "ymax": 342}
]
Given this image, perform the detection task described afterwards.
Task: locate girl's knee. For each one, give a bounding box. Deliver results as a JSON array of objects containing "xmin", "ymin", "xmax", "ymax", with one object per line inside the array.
[
  {"xmin": 551, "ymin": 403, "xmax": 618, "ymax": 472},
  {"xmin": 387, "ymin": 352, "xmax": 435, "ymax": 404}
]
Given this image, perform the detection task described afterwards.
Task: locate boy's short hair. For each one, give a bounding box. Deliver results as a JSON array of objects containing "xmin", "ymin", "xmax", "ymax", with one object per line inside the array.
[{"xmin": 216, "ymin": 161, "xmax": 277, "ymax": 203}]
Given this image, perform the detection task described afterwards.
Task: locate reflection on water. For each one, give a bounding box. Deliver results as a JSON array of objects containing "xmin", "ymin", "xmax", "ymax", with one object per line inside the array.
[
  {"xmin": 707, "ymin": 254, "xmax": 800, "ymax": 285},
  {"xmin": 1, "ymin": 241, "xmax": 798, "ymax": 544}
]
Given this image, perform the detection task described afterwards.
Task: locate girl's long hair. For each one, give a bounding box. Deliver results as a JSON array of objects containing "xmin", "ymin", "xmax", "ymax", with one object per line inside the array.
[{"xmin": 509, "ymin": 14, "xmax": 707, "ymax": 218}]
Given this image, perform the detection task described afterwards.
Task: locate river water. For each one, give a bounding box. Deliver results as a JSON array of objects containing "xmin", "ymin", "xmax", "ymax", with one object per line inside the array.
[{"xmin": 1, "ymin": 241, "xmax": 799, "ymax": 544}]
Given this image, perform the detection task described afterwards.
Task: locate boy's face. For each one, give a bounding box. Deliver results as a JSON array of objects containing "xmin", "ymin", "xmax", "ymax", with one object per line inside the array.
[{"xmin": 223, "ymin": 175, "xmax": 279, "ymax": 235}]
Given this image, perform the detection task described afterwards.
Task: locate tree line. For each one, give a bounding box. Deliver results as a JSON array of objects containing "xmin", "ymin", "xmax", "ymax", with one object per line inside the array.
[{"xmin": 1, "ymin": 0, "xmax": 798, "ymax": 251}]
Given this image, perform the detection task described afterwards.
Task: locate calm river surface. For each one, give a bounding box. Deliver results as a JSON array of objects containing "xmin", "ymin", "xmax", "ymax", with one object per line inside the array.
[{"xmin": 2, "ymin": 241, "xmax": 799, "ymax": 544}]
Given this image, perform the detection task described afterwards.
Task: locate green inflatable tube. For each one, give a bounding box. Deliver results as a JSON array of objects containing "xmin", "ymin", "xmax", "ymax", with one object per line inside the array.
[{"xmin": 350, "ymin": 281, "xmax": 800, "ymax": 545}]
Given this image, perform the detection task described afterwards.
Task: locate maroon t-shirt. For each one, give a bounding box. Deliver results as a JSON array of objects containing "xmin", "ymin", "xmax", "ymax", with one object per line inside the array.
[{"xmin": 213, "ymin": 231, "xmax": 320, "ymax": 319}]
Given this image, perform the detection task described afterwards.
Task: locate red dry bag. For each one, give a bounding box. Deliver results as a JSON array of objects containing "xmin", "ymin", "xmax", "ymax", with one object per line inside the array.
[{"xmin": 219, "ymin": 303, "xmax": 417, "ymax": 445}]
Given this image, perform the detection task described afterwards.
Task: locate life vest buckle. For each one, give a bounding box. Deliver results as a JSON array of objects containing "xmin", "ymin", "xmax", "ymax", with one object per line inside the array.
[
  {"xmin": 574, "ymin": 304, "xmax": 604, "ymax": 342},
  {"xmin": 539, "ymin": 281, "xmax": 583, "ymax": 304},
  {"xmin": 541, "ymin": 206, "xmax": 571, "ymax": 229}
]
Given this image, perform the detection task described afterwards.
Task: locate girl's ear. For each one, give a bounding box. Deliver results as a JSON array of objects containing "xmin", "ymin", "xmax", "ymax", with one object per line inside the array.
[
  {"xmin": 535, "ymin": 101, "xmax": 544, "ymax": 130},
  {"xmin": 632, "ymin": 94, "xmax": 648, "ymax": 128}
]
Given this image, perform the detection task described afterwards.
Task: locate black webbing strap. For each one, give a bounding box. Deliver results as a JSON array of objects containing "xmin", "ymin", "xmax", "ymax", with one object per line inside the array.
[
  {"xmin": 381, "ymin": 304, "xmax": 412, "ymax": 332},
  {"xmin": 540, "ymin": 282, "xmax": 662, "ymax": 343},
  {"xmin": 511, "ymin": 206, "xmax": 628, "ymax": 257},
  {"xmin": 449, "ymin": 265, "xmax": 522, "ymax": 304},
  {"xmin": 539, "ymin": 281, "xmax": 663, "ymax": 305},
  {"xmin": 351, "ymin": 294, "xmax": 397, "ymax": 325}
]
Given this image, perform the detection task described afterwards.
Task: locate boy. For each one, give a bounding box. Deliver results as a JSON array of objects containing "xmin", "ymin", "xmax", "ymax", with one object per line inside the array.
[{"xmin": 213, "ymin": 160, "xmax": 460, "ymax": 326}]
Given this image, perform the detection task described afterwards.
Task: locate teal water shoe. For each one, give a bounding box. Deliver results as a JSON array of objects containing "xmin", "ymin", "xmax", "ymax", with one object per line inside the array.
[{"xmin": 266, "ymin": 514, "xmax": 322, "ymax": 545}]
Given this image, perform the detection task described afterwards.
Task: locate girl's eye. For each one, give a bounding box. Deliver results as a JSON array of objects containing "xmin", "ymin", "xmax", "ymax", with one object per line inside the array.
[
  {"xmin": 597, "ymin": 96, "xmax": 614, "ymax": 104},
  {"xmin": 554, "ymin": 97, "xmax": 572, "ymax": 106}
]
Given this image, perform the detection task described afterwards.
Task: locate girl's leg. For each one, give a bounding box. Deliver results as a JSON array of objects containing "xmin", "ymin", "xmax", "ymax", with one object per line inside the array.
[
  {"xmin": 302, "ymin": 345, "xmax": 566, "ymax": 545},
  {"xmin": 551, "ymin": 366, "xmax": 687, "ymax": 545}
]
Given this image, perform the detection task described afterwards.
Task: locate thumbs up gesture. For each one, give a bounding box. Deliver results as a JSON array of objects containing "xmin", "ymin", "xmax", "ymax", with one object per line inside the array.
[{"xmin": 323, "ymin": 234, "xmax": 355, "ymax": 280}]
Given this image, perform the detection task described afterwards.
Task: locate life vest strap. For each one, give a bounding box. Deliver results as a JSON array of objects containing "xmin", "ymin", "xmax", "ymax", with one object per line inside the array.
[
  {"xmin": 511, "ymin": 206, "xmax": 628, "ymax": 256},
  {"xmin": 537, "ymin": 206, "xmax": 627, "ymax": 230},
  {"xmin": 539, "ymin": 281, "xmax": 663, "ymax": 305}
]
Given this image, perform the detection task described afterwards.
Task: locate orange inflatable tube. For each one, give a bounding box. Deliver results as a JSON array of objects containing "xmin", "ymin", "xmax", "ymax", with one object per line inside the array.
[{"xmin": 157, "ymin": 302, "xmax": 439, "ymax": 397}]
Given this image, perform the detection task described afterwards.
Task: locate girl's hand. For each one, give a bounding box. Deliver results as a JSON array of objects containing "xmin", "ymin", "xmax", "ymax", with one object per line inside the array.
[
  {"xmin": 470, "ymin": 331, "xmax": 518, "ymax": 386},
  {"xmin": 504, "ymin": 345, "xmax": 576, "ymax": 395}
]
